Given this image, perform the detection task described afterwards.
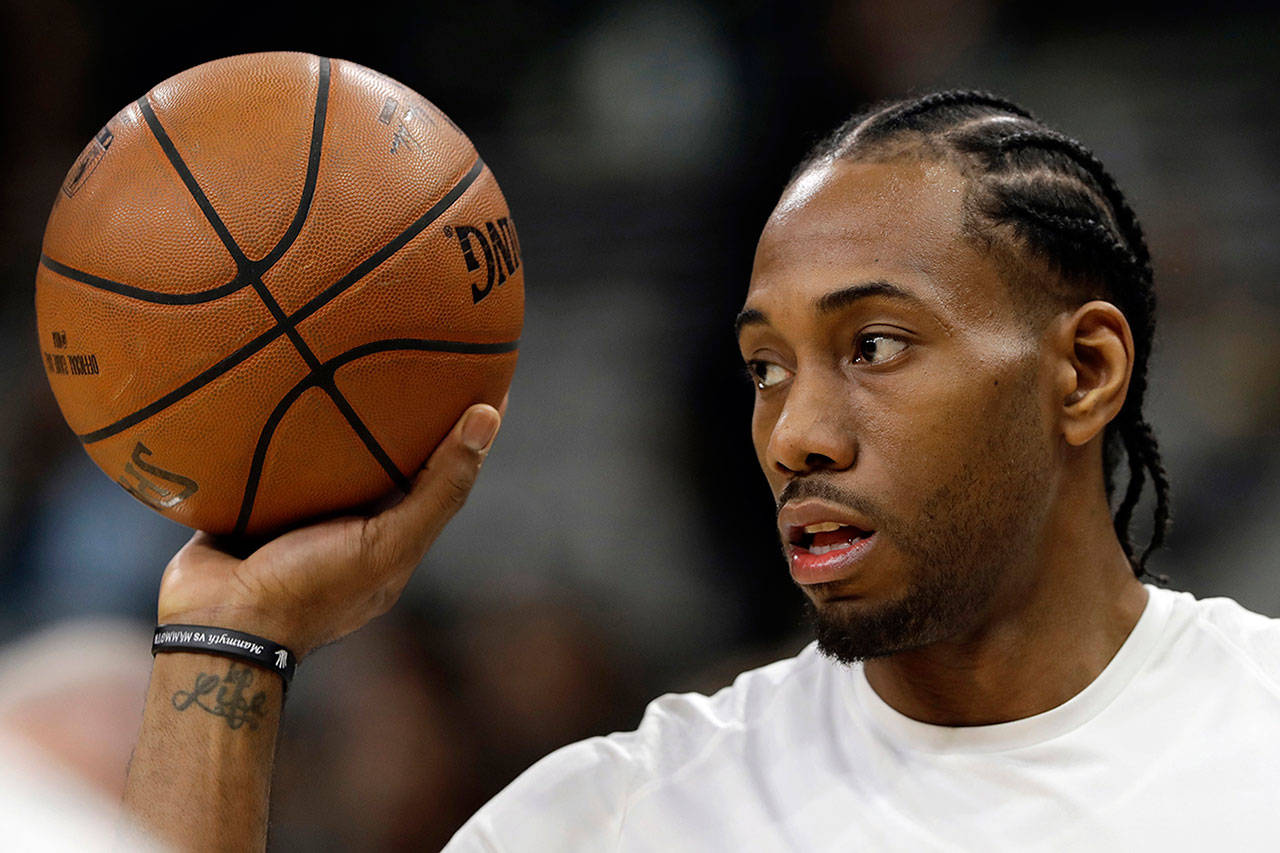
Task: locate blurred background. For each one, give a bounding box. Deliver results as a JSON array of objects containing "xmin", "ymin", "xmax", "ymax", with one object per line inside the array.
[{"xmin": 0, "ymin": 0, "xmax": 1277, "ymax": 848}]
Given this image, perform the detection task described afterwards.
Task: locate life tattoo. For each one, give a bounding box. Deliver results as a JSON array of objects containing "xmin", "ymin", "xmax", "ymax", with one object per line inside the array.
[{"xmin": 171, "ymin": 663, "xmax": 268, "ymax": 731}]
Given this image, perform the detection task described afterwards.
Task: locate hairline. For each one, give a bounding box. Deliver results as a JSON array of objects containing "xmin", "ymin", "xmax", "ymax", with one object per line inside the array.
[{"xmin": 789, "ymin": 140, "xmax": 1089, "ymax": 332}]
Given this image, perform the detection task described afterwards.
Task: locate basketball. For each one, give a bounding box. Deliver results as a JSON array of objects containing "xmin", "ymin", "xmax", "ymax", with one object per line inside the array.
[{"xmin": 35, "ymin": 52, "xmax": 523, "ymax": 537}]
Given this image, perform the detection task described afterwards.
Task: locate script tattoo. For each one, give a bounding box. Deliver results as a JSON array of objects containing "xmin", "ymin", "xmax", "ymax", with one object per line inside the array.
[{"xmin": 171, "ymin": 663, "xmax": 268, "ymax": 731}]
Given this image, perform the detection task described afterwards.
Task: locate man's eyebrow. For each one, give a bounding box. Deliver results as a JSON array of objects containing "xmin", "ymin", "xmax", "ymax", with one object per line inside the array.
[
  {"xmin": 815, "ymin": 280, "xmax": 924, "ymax": 314},
  {"xmin": 735, "ymin": 281, "xmax": 924, "ymax": 339},
  {"xmin": 734, "ymin": 307, "xmax": 767, "ymax": 338}
]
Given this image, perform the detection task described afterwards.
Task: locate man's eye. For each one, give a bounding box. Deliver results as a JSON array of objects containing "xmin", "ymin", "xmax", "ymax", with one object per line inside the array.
[
  {"xmin": 746, "ymin": 360, "xmax": 790, "ymax": 390},
  {"xmin": 854, "ymin": 334, "xmax": 908, "ymax": 365}
]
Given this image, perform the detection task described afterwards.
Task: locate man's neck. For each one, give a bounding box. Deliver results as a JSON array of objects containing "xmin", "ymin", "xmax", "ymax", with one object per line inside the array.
[{"xmin": 863, "ymin": 500, "xmax": 1148, "ymax": 727}]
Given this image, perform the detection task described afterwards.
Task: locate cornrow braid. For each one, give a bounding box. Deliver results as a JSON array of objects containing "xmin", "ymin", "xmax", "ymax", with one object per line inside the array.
[
  {"xmin": 992, "ymin": 131, "xmax": 1153, "ymax": 272},
  {"xmin": 791, "ymin": 90, "xmax": 1033, "ymax": 184},
  {"xmin": 854, "ymin": 90, "xmax": 1034, "ymax": 143},
  {"xmin": 797, "ymin": 90, "xmax": 1171, "ymax": 578},
  {"xmin": 998, "ymin": 199, "xmax": 1153, "ymax": 367},
  {"xmin": 1128, "ymin": 420, "xmax": 1172, "ymax": 579}
]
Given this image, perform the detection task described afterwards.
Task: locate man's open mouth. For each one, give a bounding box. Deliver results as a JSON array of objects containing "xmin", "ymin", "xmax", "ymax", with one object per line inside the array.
[{"xmin": 789, "ymin": 521, "xmax": 874, "ymax": 555}]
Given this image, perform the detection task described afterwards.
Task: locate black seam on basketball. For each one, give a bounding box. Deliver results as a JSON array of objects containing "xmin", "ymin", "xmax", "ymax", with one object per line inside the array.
[
  {"xmin": 259, "ymin": 56, "xmax": 330, "ymax": 268},
  {"xmin": 289, "ymin": 157, "xmax": 485, "ymax": 327},
  {"xmin": 39, "ymin": 254, "xmax": 246, "ymax": 305},
  {"xmin": 76, "ymin": 156, "xmax": 488, "ymax": 444},
  {"xmin": 230, "ymin": 337, "xmax": 519, "ymax": 535},
  {"xmin": 245, "ymin": 273, "xmax": 412, "ymax": 492},
  {"xmin": 233, "ymin": 375, "xmax": 321, "ymax": 536},
  {"xmin": 76, "ymin": 323, "xmax": 288, "ymax": 443},
  {"xmin": 329, "ymin": 337, "xmax": 521, "ymax": 361},
  {"xmin": 138, "ymin": 96, "xmax": 250, "ymax": 268},
  {"xmin": 324, "ymin": 387, "xmax": 413, "ymax": 491},
  {"xmin": 48, "ymin": 59, "xmax": 332, "ymax": 306},
  {"xmin": 248, "ymin": 278, "xmax": 321, "ymax": 368}
]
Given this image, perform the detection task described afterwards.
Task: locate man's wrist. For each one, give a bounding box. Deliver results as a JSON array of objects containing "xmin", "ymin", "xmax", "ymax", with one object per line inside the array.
[
  {"xmin": 147, "ymin": 651, "xmax": 283, "ymax": 733},
  {"xmin": 153, "ymin": 624, "xmax": 297, "ymax": 691},
  {"xmin": 156, "ymin": 603, "xmax": 306, "ymax": 657}
]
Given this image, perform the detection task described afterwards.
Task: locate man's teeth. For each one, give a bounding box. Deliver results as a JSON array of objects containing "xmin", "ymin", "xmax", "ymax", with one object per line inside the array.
[
  {"xmin": 803, "ymin": 521, "xmax": 843, "ymax": 534},
  {"xmin": 808, "ymin": 541, "xmax": 852, "ymax": 556}
]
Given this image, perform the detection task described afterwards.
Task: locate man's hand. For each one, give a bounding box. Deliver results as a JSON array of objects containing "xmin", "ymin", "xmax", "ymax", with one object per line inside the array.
[
  {"xmin": 154, "ymin": 402, "xmax": 503, "ymax": 657},
  {"xmin": 124, "ymin": 402, "xmax": 502, "ymax": 851}
]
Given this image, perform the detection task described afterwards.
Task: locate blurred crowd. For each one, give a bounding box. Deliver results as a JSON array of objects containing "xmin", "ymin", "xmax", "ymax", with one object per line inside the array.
[{"xmin": 0, "ymin": 0, "xmax": 1277, "ymax": 848}]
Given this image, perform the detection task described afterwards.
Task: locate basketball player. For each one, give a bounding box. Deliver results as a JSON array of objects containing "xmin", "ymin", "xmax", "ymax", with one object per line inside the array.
[{"xmin": 121, "ymin": 92, "xmax": 1280, "ymax": 850}]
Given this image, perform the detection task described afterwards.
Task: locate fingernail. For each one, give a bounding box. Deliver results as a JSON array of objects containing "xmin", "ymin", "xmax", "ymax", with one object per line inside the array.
[{"xmin": 461, "ymin": 408, "xmax": 500, "ymax": 452}]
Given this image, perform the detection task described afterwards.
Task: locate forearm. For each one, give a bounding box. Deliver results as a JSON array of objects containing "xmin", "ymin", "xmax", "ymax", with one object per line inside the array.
[
  {"xmin": 120, "ymin": 406, "xmax": 500, "ymax": 849},
  {"xmin": 123, "ymin": 652, "xmax": 282, "ymax": 852}
]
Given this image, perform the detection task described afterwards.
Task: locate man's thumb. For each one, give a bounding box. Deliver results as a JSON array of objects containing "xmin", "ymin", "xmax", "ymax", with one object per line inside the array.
[{"xmin": 372, "ymin": 404, "xmax": 502, "ymax": 562}]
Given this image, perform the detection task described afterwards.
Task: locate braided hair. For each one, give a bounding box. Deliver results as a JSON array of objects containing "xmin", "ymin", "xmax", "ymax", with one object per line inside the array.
[{"xmin": 796, "ymin": 90, "xmax": 1170, "ymax": 578}]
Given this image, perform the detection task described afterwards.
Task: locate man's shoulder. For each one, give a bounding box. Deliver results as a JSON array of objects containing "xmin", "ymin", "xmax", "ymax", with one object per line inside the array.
[
  {"xmin": 520, "ymin": 638, "xmax": 830, "ymax": 787},
  {"xmin": 445, "ymin": 641, "xmax": 835, "ymax": 851},
  {"xmin": 1156, "ymin": 585, "xmax": 1280, "ymax": 688},
  {"xmin": 613, "ymin": 640, "xmax": 829, "ymax": 766}
]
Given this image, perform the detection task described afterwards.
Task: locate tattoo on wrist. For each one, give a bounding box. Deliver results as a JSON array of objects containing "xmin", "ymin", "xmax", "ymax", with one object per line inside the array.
[{"xmin": 171, "ymin": 663, "xmax": 269, "ymax": 731}]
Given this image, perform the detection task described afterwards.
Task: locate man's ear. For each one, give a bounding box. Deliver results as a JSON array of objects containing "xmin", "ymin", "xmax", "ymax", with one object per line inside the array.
[{"xmin": 1053, "ymin": 300, "xmax": 1134, "ymax": 447}]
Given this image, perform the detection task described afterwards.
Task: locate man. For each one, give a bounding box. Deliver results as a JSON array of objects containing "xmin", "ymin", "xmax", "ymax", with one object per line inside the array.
[{"xmin": 122, "ymin": 92, "xmax": 1280, "ymax": 850}]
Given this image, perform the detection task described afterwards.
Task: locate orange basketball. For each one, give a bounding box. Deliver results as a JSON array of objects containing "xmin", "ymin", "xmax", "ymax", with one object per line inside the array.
[{"xmin": 35, "ymin": 52, "xmax": 523, "ymax": 536}]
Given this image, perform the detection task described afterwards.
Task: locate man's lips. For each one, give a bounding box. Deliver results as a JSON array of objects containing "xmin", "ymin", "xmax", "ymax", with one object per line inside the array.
[
  {"xmin": 778, "ymin": 497, "xmax": 875, "ymax": 544},
  {"xmin": 777, "ymin": 498, "xmax": 878, "ymax": 586}
]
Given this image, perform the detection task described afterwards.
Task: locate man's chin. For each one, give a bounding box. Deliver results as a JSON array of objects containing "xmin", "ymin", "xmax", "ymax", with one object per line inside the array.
[{"xmin": 804, "ymin": 595, "xmax": 942, "ymax": 665}]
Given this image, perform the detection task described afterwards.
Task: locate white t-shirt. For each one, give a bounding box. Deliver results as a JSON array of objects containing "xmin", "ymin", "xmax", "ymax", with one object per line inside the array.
[{"xmin": 446, "ymin": 586, "xmax": 1280, "ymax": 851}]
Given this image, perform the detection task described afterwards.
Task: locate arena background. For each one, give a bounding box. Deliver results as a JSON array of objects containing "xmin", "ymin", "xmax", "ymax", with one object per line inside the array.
[{"xmin": 0, "ymin": 0, "xmax": 1276, "ymax": 848}]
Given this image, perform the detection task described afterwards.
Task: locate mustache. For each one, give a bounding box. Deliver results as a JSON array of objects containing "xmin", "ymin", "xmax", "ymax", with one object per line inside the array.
[{"xmin": 775, "ymin": 477, "xmax": 884, "ymax": 525}]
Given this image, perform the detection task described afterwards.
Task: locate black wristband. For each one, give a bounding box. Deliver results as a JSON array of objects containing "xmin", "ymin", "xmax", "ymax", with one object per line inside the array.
[{"xmin": 153, "ymin": 624, "xmax": 297, "ymax": 692}]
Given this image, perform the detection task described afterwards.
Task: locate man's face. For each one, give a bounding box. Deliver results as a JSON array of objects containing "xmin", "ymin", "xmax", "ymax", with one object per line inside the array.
[{"xmin": 738, "ymin": 156, "xmax": 1059, "ymax": 663}]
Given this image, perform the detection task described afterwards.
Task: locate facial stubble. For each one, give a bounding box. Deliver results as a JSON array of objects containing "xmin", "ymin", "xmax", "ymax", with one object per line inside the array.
[{"xmin": 796, "ymin": 374, "xmax": 1053, "ymax": 665}]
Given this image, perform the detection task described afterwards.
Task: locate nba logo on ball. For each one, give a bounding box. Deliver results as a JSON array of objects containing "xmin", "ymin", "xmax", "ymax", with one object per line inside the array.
[
  {"xmin": 35, "ymin": 52, "xmax": 523, "ymax": 536},
  {"xmin": 61, "ymin": 125, "xmax": 115, "ymax": 198}
]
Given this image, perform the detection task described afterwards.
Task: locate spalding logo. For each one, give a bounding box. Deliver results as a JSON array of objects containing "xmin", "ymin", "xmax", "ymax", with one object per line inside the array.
[
  {"xmin": 443, "ymin": 219, "xmax": 522, "ymax": 304},
  {"xmin": 118, "ymin": 442, "xmax": 198, "ymax": 510}
]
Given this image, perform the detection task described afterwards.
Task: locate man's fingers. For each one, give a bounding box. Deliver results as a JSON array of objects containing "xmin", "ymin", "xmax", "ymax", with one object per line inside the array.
[
  {"xmin": 368, "ymin": 403, "xmax": 502, "ymax": 564},
  {"xmin": 459, "ymin": 403, "xmax": 502, "ymax": 454}
]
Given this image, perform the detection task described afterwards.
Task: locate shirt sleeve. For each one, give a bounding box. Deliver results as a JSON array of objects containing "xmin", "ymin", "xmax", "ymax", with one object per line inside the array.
[{"xmin": 443, "ymin": 734, "xmax": 641, "ymax": 852}]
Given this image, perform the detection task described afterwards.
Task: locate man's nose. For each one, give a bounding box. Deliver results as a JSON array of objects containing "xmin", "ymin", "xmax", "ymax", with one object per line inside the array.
[{"xmin": 766, "ymin": 371, "xmax": 857, "ymax": 476}]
